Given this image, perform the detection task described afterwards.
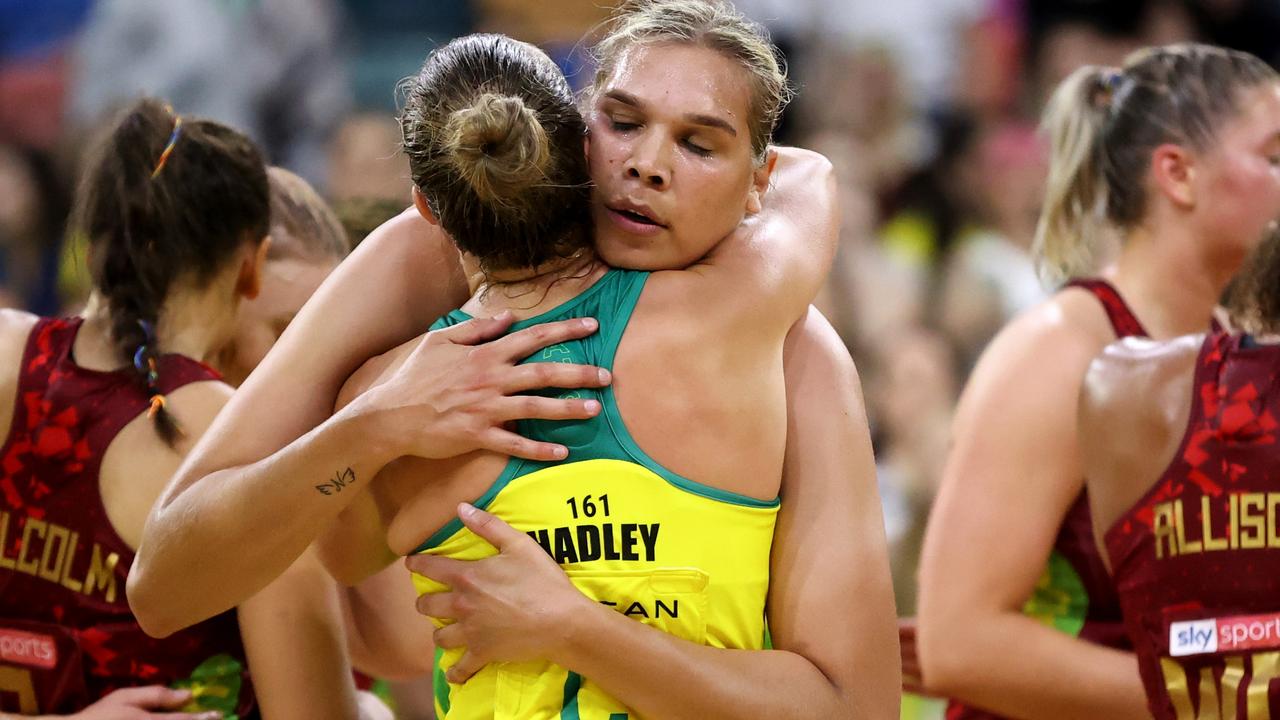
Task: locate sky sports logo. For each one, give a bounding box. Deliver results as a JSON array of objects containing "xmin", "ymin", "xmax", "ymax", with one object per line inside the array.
[
  {"xmin": 1169, "ymin": 612, "xmax": 1280, "ymax": 657},
  {"xmin": 0, "ymin": 628, "xmax": 57, "ymax": 669}
]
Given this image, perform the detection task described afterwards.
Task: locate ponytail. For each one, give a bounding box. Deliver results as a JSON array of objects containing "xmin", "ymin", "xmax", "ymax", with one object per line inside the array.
[
  {"xmin": 1034, "ymin": 44, "xmax": 1279, "ymax": 286},
  {"xmin": 73, "ymin": 97, "xmax": 269, "ymax": 446},
  {"xmin": 1033, "ymin": 65, "xmax": 1113, "ymax": 285}
]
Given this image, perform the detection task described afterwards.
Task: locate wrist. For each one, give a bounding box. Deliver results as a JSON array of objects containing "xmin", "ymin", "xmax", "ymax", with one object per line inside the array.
[
  {"xmin": 332, "ymin": 393, "xmax": 402, "ymax": 467},
  {"xmin": 551, "ymin": 594, "xmax": 616, "ymax": 670}
]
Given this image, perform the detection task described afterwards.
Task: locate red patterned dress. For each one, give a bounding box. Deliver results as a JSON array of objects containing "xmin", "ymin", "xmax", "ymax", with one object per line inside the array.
[
  {"xmin": 1107, "ymin": 331, "xmax": 1280, "ymax": 719},
  {"xmin": 0, "ymin": 317, "xmax": 253, "ymax": 717}
]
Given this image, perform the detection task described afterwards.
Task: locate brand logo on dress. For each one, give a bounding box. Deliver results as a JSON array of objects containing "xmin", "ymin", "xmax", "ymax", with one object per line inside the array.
[
  {"xmin": 1170, "ymin": 612, "xmax": 1280, "ymax": 657},
  {"xmin": 0, "ymin": 628, "xmax": 57, "ymax": 669}
]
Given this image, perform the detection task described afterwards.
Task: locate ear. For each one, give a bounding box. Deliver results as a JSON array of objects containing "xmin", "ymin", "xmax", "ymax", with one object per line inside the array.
[
  {"xmin": 412, "ymin": 186, "xmax": 441, "ymax": 226},
  {"xmin": 583, "ymin": 131, "xmax": 592, "ymax": 163},
  {"xmin": 236, "ymin": 235, "xmax": 271, "ymax": 300},
  {"xmin": 1150, "ymin": 143, "xmax": 1196, "ymax": 210},
  {"xmin": 745, "ymin": 148, "xmax": 779, "ymax": 215}
]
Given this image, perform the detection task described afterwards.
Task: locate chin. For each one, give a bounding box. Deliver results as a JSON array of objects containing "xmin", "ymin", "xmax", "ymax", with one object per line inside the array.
[{"xmin": 595, "ymin": 237, "xmax": 667, "ymax": 271}]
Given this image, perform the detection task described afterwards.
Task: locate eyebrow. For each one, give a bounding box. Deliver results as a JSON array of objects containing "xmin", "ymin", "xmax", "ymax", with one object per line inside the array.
[{"xmin": 604, "ymin": 90, "xmax": 739, "ymax": 137}]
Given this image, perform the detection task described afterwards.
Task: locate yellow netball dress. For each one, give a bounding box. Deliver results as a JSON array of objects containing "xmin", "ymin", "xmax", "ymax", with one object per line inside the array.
[{"xmin": 411, "ymin": 268, "xmax": 780, "ymax": 720}]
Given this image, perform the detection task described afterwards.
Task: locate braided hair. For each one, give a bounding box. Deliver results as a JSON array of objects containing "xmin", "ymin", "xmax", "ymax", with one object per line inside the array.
[{"xmin": 71, "ymin": 98, "xmax": 269, "ymax": 445}]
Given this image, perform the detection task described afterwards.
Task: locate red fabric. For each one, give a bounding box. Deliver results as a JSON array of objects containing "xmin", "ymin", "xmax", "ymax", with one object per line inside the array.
[
  {"xmin": 1106, "ymin": 331, "xmax": 1280, "ymax": 719},
  {"xmin": 0, "ymin": 317, "xmax": 252, "ymax": 715}
]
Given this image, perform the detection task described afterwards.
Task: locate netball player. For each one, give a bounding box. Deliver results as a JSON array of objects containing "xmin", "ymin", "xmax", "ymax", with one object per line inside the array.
[
  {"xmin": 0, "ymin": 100, "xmax": 375, "ymax": 718},
  {"xmin": 129, "ymin": 2, "xmax": 897, "ymax": 716},
  {"xmin": 917, "ymin": 44, "xmax": 1280, "ymax": 719},
  {"xmin": 1081, "ymin": 224, "xmax": 1280, "ymax": 719}
]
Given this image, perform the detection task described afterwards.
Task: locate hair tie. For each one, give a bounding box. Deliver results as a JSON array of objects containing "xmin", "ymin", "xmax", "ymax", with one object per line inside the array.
[
  {"xmin": 151, "ymin": 115, "xmax": 184, "ymax": 179},
  {"xmin": 1094, "ymin": 69, "xmax": 1127, "ymax": 111},
  {"xmin": 147, "ymin": 394, "xmax": 167, "ymax": 418}
]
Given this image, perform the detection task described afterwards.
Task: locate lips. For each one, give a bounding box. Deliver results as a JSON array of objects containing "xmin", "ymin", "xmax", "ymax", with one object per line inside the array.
[{"xmin": 606, "ymin": 200, "xmax": 667, "ymax": 228}]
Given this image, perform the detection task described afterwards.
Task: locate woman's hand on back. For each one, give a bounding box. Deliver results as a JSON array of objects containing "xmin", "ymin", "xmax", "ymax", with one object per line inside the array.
[{"xmin": 342, "ymin": 313, "xmax": 612, "ymax": 463}]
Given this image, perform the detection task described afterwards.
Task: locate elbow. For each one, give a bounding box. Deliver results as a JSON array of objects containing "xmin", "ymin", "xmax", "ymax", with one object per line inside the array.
[
  {"xmin": 126, "ymin": 565, "xmax": 181, "ymax": 639},
  {"xmin": 916, "ymin": 609, "xmax": 976, "ymax": 699}
]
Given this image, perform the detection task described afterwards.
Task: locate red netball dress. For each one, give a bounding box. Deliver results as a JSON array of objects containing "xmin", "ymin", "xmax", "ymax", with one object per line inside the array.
[
  {"xmin": 1107, "ymin": 330, "xmax": 1280, "ymax": 719},
  {"xmin": 0, "ymin": 317, "xmax": 253, "ymax": 716}
]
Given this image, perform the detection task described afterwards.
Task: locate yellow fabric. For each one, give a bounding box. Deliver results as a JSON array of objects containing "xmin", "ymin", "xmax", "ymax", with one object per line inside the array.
[{"xmin": 412, "ymin": 458, "xmax": 778, "ymax": 720}]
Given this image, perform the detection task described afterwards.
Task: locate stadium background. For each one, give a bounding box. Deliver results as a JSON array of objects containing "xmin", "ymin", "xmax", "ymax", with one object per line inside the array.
[{"xmin": 1, "ymin": 1, "xmax": 1279, "ymax": 718}]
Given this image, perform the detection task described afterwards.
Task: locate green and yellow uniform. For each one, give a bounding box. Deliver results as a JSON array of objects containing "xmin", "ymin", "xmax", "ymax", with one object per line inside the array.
[{"xmin": 413, "ymin": 269, "xmax": 779, "ymax": 719}]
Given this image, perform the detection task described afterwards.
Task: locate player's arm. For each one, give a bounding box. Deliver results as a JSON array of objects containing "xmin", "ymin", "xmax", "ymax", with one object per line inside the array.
[
  {"xmin": 340, "ymin": 562, "xmax": 437, "ymax": 680},
  {"xmin": 409, "ymin": 309, "xmax": 896, "ymax": 718},
  {"xmin": 102, "ymin": 381, "xmax": 373, "ymax": 719},
  {"xmin": 236, "ymin": 548, "xmax": 367, "ymax": 720},
  {"xmin": 916, "ymin": 295, "xmax": 1148, "ymax": 719},
  {"xmin": 128, "ymin": 212, "xmax": 610, "ymax": 637},
  {"xmin": 675, "ymin": 146, "xmax": 838, "ymax": 337}
]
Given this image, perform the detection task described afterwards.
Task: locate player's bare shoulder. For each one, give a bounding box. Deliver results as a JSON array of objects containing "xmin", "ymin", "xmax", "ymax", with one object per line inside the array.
[{"xmin": 1083, "ymin": 333, "xmax": 1203, "ymax": 437}]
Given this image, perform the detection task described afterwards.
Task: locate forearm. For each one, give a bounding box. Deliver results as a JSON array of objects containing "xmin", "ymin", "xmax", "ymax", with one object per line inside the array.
[
  {"xmin": 130, "ymin": 404, "xmax": 398, "ymax": 636},
  {"xmin": 557, "ymin": 603, "xmax": 851, "ymax": 720},
  {"xmin": 342, "ymin": 563, "xmax": 436, "ymax": 679},
  {"xmin": 240, "ymin": 552, "xmax": 361, "ymax": 720},
  {"xmin": 922, "ymin": 609, "xmax": 1147, "ymax": 719}
]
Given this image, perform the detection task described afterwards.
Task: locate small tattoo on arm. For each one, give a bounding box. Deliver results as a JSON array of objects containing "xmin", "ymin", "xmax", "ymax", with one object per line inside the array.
[{"xmin": 316, "ymin": 467, "xmax": 356, "ymax": 496}]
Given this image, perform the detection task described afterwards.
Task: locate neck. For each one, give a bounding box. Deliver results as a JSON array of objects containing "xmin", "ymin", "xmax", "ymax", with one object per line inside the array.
[
  {"xmin": 80, "ymin": 283, "xmax": 238, "ymax": 369},
  {"xmin": 460, "ymin": 249, "xmax": 603, "ymax": 304},
  {"xmin": 1108, "ymin": 221, "xmax": 1231, "ymax": 339}
]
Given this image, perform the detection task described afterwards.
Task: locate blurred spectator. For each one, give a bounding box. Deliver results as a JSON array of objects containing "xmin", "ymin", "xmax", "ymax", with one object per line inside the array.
[
  {"xmin": 798, "ymin": 44, "xmax": 929, "ymax": 196},
  {"xmin": 819, "ymin": 0, "xmax": 989, "ymax": 112},
  {"xmin": 476, "ymin": 0, "xmax": 613, "ymax": 89},
  {"xmin": 0, "ymin": 144, "xmax": 69, "ymax": 314},
  {"xmin": 0, "ymin": 0, "xmax": 92, "ymax": 150},
  {"xmin": 878, "ymin": 111, "xmax": 983, "ymax": 273},
  {"xmin": 327, "ymin": 113, "xmax": 407, "ymax": 203},
  {"xmin": 938, "ymin": 121, "xmax": 1050, "ymax": 370},
  {"xmin": 340, "ymin": 0, "xmax": 475, "ymax": 110},
  {"xmin": 869, "ymin": 328, "xmax": 957, "ymax": 614},
  {"xmin": 70, "ymin": 0, "xmax": 350, "ymax": 187}
]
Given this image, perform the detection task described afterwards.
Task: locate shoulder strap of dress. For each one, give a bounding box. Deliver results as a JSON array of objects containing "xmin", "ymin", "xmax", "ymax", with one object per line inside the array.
[{"xmin": 1064, "ymin": 278, "xmax": 1149, "ymax": 339}]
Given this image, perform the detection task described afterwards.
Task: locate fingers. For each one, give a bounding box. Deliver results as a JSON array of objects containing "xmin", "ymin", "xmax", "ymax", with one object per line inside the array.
[
  {"xmin": 457, "ymin": 503, "xmax": 526, "ymax": 551},
  {"xmin": 476, "ymin": 427, "xmax": 570, "ymax": 462},
  {"xmin": 416, "ymin": 590, "xmax": 459, "ymax": 620},
  {"xmin": 433, "ymin": 622, "xmax": 466, "ymax": 650},
  {"xmin": 499, "ymin": 362, "xmax": 611, "ymax": 395},
  {"xmin": 444, "ymin": 650, "xmax": 485, "ymax": 685},
  {"xmin": 150, "ymin": 712, "xmax": 223, "ymax": 720},
  {"xmin": 404, "ymin": 553, "xmax": 467, "ymax": 585},
  {"xmin": 492, "ymin": 395, "xmax": 602, "ymax": 423},
  {"xmin": 430, "ymin": 312, "xmax": 516, "ymax": 347},
  {"xmin": 108, "ymin": 686, "xmax": 194, "ymax": 710},
  {"xmin": 486, "ymin": 318, "xmax": 599, "ymax": 361}
]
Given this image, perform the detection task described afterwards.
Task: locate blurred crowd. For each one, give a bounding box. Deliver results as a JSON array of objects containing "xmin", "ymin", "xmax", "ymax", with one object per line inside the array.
[{"xmin": 2, "ymin": 0, "xmax": 1279, "ymax": 647}]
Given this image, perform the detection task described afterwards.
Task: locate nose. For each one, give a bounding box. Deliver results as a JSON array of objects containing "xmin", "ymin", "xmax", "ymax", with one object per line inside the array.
[{"xmin": 625, "ymin": 132, "xmax": 670, "ymax": 188}]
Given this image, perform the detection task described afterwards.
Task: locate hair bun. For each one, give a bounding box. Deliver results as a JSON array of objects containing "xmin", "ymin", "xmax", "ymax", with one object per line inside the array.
[{"xmin": 444, "ymin": 93, "xmax": 551, "ymax": 207}]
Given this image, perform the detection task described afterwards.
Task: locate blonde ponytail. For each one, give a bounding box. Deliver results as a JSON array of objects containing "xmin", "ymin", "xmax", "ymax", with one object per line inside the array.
[{"xmin": 1033, "ymin": 65, "xmax": 1112, "ymax": 285}]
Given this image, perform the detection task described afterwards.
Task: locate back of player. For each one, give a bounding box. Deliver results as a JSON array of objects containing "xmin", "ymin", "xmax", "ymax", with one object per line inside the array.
[
  {"xmin": 1105, "ymin": 327, "xmax": 1280, "ymax": 719},
  {"xmin": 0, "ymin": 98, "xmax": 271, "ymax": 716},
  {"xmin": 0, "ymin": 317, "xmax": 247, "ymax": 715}
]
